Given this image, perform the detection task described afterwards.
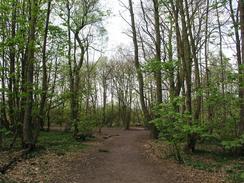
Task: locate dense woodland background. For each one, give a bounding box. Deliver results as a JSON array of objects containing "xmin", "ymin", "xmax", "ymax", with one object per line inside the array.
[{"xmin": 1, "ymin": 0, "xmax": 244, "ymax": 179}]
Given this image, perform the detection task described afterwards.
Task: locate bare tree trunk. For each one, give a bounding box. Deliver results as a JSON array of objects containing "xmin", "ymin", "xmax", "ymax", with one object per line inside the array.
[
  {"xmin": 66, "ymin": 2, "xmax": 75, "ymax": 133},
  {"xmin": 101, "ymin": 70, "xmax": 107, "ymax": 133},
  {"xmin": 216, "ymin": 1, "xmax": 226, "ymax": 123},
  {"xmin": 0, "ymin": 15, "xmax": 9, "ymax": 129},
  {"xmin": 23, "ymin": 0, "xmax": 39, "ymax": 149},
  {"xmin": 152, "ymin": 0, "xmax": 163, "ymax": 104},
  {"xmin": 47, "ymin": 54, "xmax": 58, "ymax": 131},
  {"xmin": 184, "ymin": 0, "xmax": 201, "ymax": 122},
  {"xmin": 204, "ymin": 0, "xmax": 212, "ymax": 124},
  {"xmin": 110, "ymin": 81, "xmax": 114, "ymax": 127},
  {"xmin": 179, "ymin": 0, "xmax": 195, "ymax": 152},
  {"xmin": 8, "ymin": 0, "xmax": 17, "ymax": 128},
  {"xmin": 239, "ymin": 0, "xmax": 244, "ymax": 134},
  {"xmin": 170, "ymin": 0, "xmax": 183, "ymax": 100},
  {"xmin": 38, "ymin": 0, "xmax": 52, "ymax": 130},
  {"xmin": 128, "ymin": 0, "xmax": 151, "ymax": 123}
]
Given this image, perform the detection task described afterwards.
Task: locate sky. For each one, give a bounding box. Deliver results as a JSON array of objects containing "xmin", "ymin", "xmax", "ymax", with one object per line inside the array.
[
  {"xmin": 99, "ymin": 0, "xmax": 235, "ymax": 63},
  {"xmin": 103, "ymin": 0, "xmax": 132, "ymax": 56}
]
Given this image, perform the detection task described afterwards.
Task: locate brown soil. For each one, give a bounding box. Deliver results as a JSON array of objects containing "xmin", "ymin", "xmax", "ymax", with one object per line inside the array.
[{"xmin": 50, "ymin": 128, "xmax": 225, "ymax": 183}]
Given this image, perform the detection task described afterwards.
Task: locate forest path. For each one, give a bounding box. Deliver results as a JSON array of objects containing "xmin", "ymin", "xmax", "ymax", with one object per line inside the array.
[{"xmin": 52, "ymin": 128, "xmax": 181, "ymax": 183}]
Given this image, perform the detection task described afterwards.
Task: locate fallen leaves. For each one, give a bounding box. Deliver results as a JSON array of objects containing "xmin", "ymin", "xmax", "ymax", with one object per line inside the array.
[
  {"xmin": 4, "ymin": 150, "xmax": 87, "ymax": 183},
  {"xmin": 144, "ymin": 140, "xmax": 226, "ymax": 183}
]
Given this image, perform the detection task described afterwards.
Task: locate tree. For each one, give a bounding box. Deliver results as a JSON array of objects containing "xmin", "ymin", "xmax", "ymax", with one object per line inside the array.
[
  {"xmin": 38, "ymin": 0, "xmax": 52, "ymax": 130},
  {"xmin": 239, "ymin": 0, "xmax": 244, "ymax": 134},
  {"xmin": 152, "ymin": 0, "xmax": 163, "ymax": 104},
  {"xmin": 23, "ymin": 0, "xmax": 40, "ymax": 148},
  {"xmin": 128, "ymin": 0, "xmax": 151, "ymax": 123},
  {"xmin": 58, "ymin": 0, "xmax": 106, "ymax": 135}
]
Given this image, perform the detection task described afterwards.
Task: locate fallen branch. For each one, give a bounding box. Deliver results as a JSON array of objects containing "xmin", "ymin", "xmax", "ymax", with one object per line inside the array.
[
  {"xmin": 102, "ymin": 134, "xmax": 120, "ymax": 139},
  {"xmin": 0, "ymin": 147, "xmax": 32, "ymax": 174},
  {"xmin": 75, "ymin": 132, "xmax": 95, "ymax": 141}
]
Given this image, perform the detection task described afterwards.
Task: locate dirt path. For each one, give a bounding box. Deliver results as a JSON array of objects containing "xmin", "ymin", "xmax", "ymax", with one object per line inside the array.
[{"xmin": 51, "ymin": 128, "xmax": 224, "ymax": 183}]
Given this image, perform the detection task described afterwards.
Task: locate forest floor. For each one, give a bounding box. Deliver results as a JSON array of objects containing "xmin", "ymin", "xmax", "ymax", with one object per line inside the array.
[
  {"xmin": 51, "ymin": 128, "xmax": 225, "ymax": 183},
  {"xmin": 2, "ymin": 128, "xmax": 227, "ymax": 183}
]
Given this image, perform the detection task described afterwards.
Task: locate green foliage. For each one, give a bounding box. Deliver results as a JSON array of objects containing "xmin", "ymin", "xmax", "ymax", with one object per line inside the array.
[
  {"xmin": 152, "ymin": 97, "xmax": 188, "ymax": 162},
  {"xmin": 49, "ymin": 107, "xmax": 70, "ymax": 126},
  {"xmin": 78, "ymin": 116, "xmax": 98, "ymax": 134},
  {"xmin": 0, "ymin": 127, "xmax": 11, "ymax": 137},
  {"xmin": 225, "ymin": 163, "xmax": 244, "ymax": 183},
  {"xmin": 143, "ymin": 59, "xmax": 178, "ymax": 74},
  {"xmin": 152, "ymin": 97, "xmax": 206, "ymax": 145},
  {"xmin": 38, "ymin": 131, "xmax": 87, "ymax": 154},
  {"xmin": 221, "ymin": 135, "xmax": 244, "ymax": 153},
  {"xmin": 0, "ymin": 128, "xmax": 14, "ymax": 149},
  {"xmin": 199, "ymin": 133, "xmax": 221, "ymax": 145},
  {"xmin": 182, "ymin": 148, "xmax": 244, "ymax": 183},
  {"xmin": 185, "ymin": 159, "xmax": 218, "ymax": 172}
]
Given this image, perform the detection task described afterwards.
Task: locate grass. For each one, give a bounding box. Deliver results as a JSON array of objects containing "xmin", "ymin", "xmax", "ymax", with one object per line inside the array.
[
  {"xmin": 183, "ymin": 147, "xmax": 244, "ymax": 183},
  {"xmin": 1, "ymin": 131, "xmax": 89, "ymax": 156},
  {"xmin": 154, "ymin": 140, "xmax": 244, "ymax": 182},
  {"xmin": 0, "ymin": 131, "xmax": 89, "ymax": 183},
  {"xmin": 38, "ymin": 131, "xmax": 88, "ymax": 154}
]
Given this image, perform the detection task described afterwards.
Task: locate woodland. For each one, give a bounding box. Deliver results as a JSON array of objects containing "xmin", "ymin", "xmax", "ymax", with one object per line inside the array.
[{"xmin": 0, "ymin": 0, "xmax": 244, "ymax": 182}]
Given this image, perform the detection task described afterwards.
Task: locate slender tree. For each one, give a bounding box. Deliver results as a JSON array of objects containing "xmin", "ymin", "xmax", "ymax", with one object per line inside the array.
[
  {"xmin": 239, "ymin": 0, "xmax": 244, "ymax": 134},
  {"xmin": 128, "ymin": 0, "xmax": 151, "ymax": 122}
]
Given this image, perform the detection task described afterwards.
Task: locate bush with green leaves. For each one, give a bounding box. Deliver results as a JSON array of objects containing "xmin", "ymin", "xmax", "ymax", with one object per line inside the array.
[
  {"xmin": 77, "ymin": 114, "xmax": 98, "ymax": 134},
  {"xmin": 151, "ymin": 97, "xmax": 221, "ymax": 161},
  {"xmin": 221, "ymin": 135, "xmax": 244, "ymax": 154},
  {"xmin": 152, "ymin": 97, "xmax": 187, "ymax": 162}
]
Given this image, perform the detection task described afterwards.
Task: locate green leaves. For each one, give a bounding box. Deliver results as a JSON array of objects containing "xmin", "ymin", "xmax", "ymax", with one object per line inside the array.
[
  {"xmin": 221, "ymin": 135, "xmax": 244, "ymax": 151},
  {"xmin": 143, "ymin": 59, "xmax": 162, "ymax": 72},
  {"xmin": 182, "ymin": 124, "xmax": 205, "ymax": 135},
  {"xmin": 0, "ymin": 128, "xmax": 11, "ymax": 136},
  {"xmin": 221, "ymin": 140, "xmax": 242, "ymax": 150},
  {"xmin": 152, "ymin": 97, "xmax": 189, "ymax": 144},
  {"xmin": 143, "ymin": 59, "xmax": 178, "ymax": 74}
]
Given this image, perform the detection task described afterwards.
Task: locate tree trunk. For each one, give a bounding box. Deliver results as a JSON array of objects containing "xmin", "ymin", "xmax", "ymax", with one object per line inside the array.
[
  {"xmin": 216, "ymin": 1, "xmax": 226, "ymax": 123},
  {"xmin": 153, "ymin": 0, "xmax": 163, "ymax": 104},
  {"xmin": 128, "ymin": 0, "xmax": 151, "ymax": 123},
  {"xmin": 205, "ymin": 0, "xmax": 212, "ymax": 124},
  {"xmin": 184, "ymin": 0, "xmax": 201, "ymax": 122},
  {"xmin": 38, "ymin": 0, "xmax": 52, "ymax": 130},
  {"xmin": 23, "ymin": 0, "xmax": 39, "ymax": 148},
  {"xmin": 239, "ymin": 0, "xmax": 244, "ymax": 134},
  {"xmin": 8, "ymin": 0, "xmax": 17, "ymax": 128},
  {"xmin": 179, "ymin": 0, "xmax": 195, "ymax": 152}
]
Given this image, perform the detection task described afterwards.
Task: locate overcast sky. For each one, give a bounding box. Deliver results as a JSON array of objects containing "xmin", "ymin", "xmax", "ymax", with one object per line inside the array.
[
  {"xmin": 103, "ymin": 0, "xmax": 132, "ymax": 56},
  {"xmin": 101, "ymin": 0, "xmax": 235, "ymax": 62}
]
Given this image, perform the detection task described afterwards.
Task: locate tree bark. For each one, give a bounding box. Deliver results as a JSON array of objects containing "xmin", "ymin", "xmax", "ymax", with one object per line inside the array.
[
  {"xmin": 128, "ymin": 0, "xmax": 151, "ymax": 123},
  {"xmin": 38, "ymin": 0, "xmax": 52, "ymax": 130},
  {"xmin": 239, "ymin": 0, "xmax": 244, "ymax": 134},
  {"xmin": 152, "ymin": 0, "xmax": 163, "ymax": 104},
  {"xmin": 23, "ymin": 0, "xmax": 39, "ymax": 148},
  {"xmin": 179, "ymin": 0, "xmax": 195, "ymax": 152},
  {"xmin": 8, "ymin": 0, "xmax": 17, "ymax": 127}
]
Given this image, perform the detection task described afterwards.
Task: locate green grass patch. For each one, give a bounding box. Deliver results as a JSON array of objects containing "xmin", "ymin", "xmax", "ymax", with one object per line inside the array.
[
  {"xmin": 38, "ymin": 131, "xmax": 88, "ymax": 154},
  {"xmin": 182, "ymin": 148, "xmax": 244, "ymax": 183},
  {"xmin": 158, "ymin": 141, "xmax": 244, "ymax": 183},
  {"xmin": 1, "ymin": 131, "xmax": 89, "ymax": 156},
  {"xmin": 226, "ymin": 162, "xmax": 244, "ymax": 183},
  {"xmin": 184, "ymin": 159, "xmax": 219, "ymax": 172}
]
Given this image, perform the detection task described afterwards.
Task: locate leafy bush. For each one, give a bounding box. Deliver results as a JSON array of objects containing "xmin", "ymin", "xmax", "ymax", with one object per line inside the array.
[
  {"xmin": 78, "ymin": 115, "xmax": 98, "ymax": 134},
  {"xmin": 221, "ymin": 135, "xmax": 244, "ymax": 154},
  {"xmin": 151, "ymin": 97, "xmax": 224, "ymax": 162},
  {"xmin": 152, "ymin": 97, "xmax": 189, "ymax": 162},
  {"xmin": 49, "ymin": 107, "xmax": 70, "ymax": 126}
]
